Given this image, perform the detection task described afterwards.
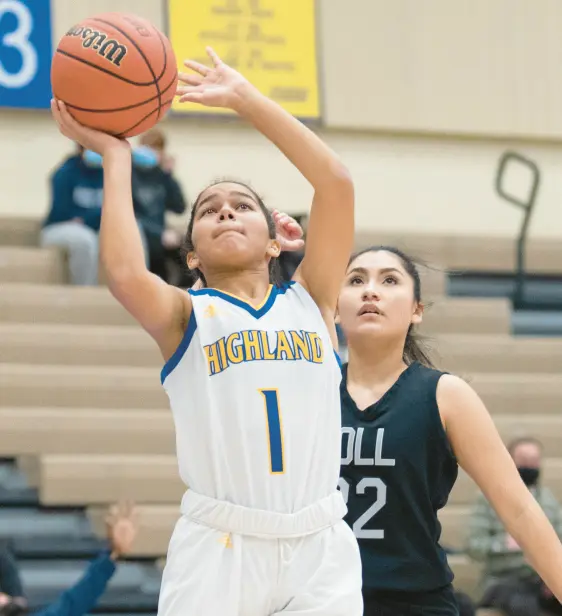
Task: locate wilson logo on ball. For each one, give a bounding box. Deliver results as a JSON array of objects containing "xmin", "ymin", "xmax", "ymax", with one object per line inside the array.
[{"xmin": 65, "ymin": 26, "xmax": 127, "ymax": 67}]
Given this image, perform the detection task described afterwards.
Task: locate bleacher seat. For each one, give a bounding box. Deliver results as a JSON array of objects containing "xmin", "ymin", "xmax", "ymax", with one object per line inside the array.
[
  {"xmin": 0, "ymin": 364, "xmax": 167, "ymax": 408},
  {"xmin": 0, "ymin": 247, "xmax": 67, "ymax": 284},
  {"xmin": 0, "ymin": 408, "xmax": 174, "ymax": 455}
]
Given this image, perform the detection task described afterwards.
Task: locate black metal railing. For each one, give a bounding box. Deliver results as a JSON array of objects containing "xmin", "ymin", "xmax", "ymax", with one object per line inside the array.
[{"xmin": 494, "ymin": 151, "xmax": 541, "ymax": 308}]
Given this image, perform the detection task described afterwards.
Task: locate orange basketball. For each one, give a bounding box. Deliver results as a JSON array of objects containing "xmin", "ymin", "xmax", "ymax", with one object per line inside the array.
[{"xmin": 51, "ymin": 13, "xmax": 178, "ymax": 138}]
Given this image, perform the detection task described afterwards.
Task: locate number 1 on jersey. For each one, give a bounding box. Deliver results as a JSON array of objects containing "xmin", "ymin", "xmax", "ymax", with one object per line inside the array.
[{"xmin": 259, "ymin": 389, "xmax": 284, "ymax": 474}]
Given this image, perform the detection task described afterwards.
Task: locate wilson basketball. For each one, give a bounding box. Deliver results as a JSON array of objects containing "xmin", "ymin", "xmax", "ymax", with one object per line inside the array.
[{"xmin": 51, "ymin": 13, "xmax": 178, "ymax": 138}]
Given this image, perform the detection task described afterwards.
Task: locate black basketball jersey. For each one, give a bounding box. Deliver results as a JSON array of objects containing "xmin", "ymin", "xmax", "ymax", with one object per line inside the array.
[{"xmin": 339, "ymin": 361, "xmax": 458, "ymax": 592}]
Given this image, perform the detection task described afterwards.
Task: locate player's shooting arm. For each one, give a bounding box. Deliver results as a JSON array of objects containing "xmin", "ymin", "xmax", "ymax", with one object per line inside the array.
[
  {"xmin": 50, "ymin": 101, "xmax": 190, "ymax": 359},
  {"xmin": 99, "ymin": 146, "xmax": 190, "ymax": 356},
  {"xmin": 438, "ymin": 374, "xmax": 562, "ymax": 602}
]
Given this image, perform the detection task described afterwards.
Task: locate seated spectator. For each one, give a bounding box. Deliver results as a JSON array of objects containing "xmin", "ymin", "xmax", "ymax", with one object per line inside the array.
[
  {"xmin": 0, "ymin": 502, "xmax": 138, "ymax": 616},
  {"xmin": 41, "ymin": 146, "xmax": 104, "ymax": 286},
  {"xmin": 467, "ymin": 436, "xmax": 562, "ymax": 616},
  {"xmin": 132, "ymin": 129, "xmax": 187, "ymax": 284}
]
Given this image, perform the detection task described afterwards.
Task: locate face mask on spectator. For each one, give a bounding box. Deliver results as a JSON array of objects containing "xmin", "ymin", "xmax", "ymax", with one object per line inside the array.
[
  {"xmin": 518, "ymin": 466, "xmax": 540, "ymax": 487},
  {"xmin": 82, "ymin": 150, "xmax": 103, "ymax": 168},
  {"xmin": 132, "ymin": 145, "xmax": 159, "ymax": 169}
]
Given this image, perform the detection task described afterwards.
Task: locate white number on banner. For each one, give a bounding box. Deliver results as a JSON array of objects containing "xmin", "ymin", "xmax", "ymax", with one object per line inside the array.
[{"xmin": 0, "ymin": 0, "xmax": 38, "ymax": 89}]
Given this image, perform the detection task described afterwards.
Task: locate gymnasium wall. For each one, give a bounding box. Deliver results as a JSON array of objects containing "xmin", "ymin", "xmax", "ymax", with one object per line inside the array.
[{"xmin": 2, "ymin": 0, "xmax": 562, "ymax": 239}]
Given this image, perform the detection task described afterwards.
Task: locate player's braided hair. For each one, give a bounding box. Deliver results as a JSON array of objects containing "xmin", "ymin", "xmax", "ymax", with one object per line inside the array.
[
  {"xmin": 181, "ymin": 180, "xmax": 281, "ymax": 288},
  {"xmin": 348, "ymin": 246, "xmax": 435, "ymax": 369}
]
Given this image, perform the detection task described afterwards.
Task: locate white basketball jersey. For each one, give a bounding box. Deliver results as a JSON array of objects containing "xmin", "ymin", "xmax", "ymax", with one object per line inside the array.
[{"xmin": 161, "ymin": 282, "xmax": 343, "ymax": 513}]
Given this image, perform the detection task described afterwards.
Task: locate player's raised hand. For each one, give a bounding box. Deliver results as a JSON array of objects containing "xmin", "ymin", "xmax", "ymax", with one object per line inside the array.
[
  {"xmin": 51, "ymin": 100, "xmax": 129, "ymax": 156},
  {"xmin": 272, "ymin": 210, "xmax": 305, "ymax": 252},
  {"xmin": 176, "ymin": 47, "xmax": 253, "ymax": 111}
]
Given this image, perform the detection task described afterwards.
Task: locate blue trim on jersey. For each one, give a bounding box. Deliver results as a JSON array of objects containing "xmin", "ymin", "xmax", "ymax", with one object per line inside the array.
[
  {"xmin": 333, "ymin": 349, "xmax": 342, "ymax": 369},
  {"xmin": 160, "ymin": 311, "xmax": 198, "ymax": 384},
  {"xmin": 277, "ymin": 281, "xmax": 295, "ymax": 294},
  {"xmin": 189, "ymin": 282, "xmax": 295, "ymax": 319}
]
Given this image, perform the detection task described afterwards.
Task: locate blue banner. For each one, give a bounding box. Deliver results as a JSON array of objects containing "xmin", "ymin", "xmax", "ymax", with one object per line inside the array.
[{"xmin": 0, "ymin": 0, "xmax": 53, "ymax": 109}]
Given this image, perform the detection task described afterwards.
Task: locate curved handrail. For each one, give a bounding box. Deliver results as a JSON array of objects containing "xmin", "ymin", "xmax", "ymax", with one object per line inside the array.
[{"xmin": 495, "ymin": 151, "xmax": 541, "ymax": 308}]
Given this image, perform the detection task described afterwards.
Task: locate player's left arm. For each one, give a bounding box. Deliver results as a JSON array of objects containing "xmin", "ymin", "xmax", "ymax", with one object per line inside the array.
[
  {"xmin": 237, "ymin": 95, "xmax": 354, "ymax": 317},
  {"xmin": 292, "ymin": 179, "xmax": 354, "ymax": 318},
  {"xmin": 228, "ymin": 77, "xmax": 354, "ymax": 317},
  {"xmin": 227, "ymin": 86, "xmax": 354, "ymax": 315},
  {"xmin": 438, "ymin": 374, "xmax": 562, "ymax": 601}
]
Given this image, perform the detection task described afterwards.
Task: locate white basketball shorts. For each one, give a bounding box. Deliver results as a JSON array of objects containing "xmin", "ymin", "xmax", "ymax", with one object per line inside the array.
[{"xmin": 157, "ymin": 490, "xmax": 363, "ymax": 616}]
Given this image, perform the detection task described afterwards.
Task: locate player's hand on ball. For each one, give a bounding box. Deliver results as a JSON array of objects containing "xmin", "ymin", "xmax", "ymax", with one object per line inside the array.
[
  {"xmin": 51, "ymin": 100, "xmax": 129, "ymax": 156},
  {"xmin": 176, "ymin": 47, "xmax": 252, "ymax": 110},
  {"xmin": 272, "ymin": 210, "xmax": 305, "ymax": 252}
]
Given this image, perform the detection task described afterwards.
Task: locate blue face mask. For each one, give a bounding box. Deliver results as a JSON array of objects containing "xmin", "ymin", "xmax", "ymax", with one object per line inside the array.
[
  {"xmin": 82, "ymin": 150, "xmax": 103, "ymax": 168},
  {"xmin": 132, "ymin": 145, "xmax": 159, "ymax": 169}
]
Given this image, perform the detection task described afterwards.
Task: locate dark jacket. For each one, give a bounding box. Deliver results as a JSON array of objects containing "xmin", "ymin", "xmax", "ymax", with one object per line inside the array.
[
  {"xmin": 43, "ymin": 156, "xmax": 104, "ymax": 232},
  {"xmin": 132, "ymin": 166, "xmax": 186, "ymax": 242}
]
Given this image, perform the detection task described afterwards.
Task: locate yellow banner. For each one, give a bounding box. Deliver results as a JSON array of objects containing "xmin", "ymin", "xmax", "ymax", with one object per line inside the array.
[{"xmin": 168, "ymin": 0, "xmax": 320, "ymax": 119}]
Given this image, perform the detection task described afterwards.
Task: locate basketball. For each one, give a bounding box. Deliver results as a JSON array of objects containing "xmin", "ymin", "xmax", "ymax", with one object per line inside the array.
[{"xmin": 51, "ymin": 13, "xmax": 178, "ymax": 138}]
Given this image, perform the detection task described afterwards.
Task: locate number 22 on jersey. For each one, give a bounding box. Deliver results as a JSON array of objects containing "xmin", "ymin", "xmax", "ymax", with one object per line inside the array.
[
  {"xmin": 338, "ymin": 477, "xmax": 387, "ymax": 539},
  {"xmin": 259, "ymin": 389, "xmax": 284, "ymax": 474}
]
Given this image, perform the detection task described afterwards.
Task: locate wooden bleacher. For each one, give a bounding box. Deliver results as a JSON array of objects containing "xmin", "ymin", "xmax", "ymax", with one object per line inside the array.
[
  {"xmin": 2, "ymin": 216, "xmax": 562, "ymax": 604},
  {"xmin": 7, "ymin": 326, "xmax": 562, "ymax": 372},
  {"xmin": 5, "ymin": 216, "xmax": 562, "ymax": 272}
]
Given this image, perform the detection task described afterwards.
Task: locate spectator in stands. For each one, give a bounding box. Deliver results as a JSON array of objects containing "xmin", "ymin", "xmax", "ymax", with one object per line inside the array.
[
  {"xmin": 40, "ymin": 146, "xmax": 104, "ymax": 286},
  {"xmin": 467, "ymin": 436, "xmax": 562, "ymax": 616},
  {"xmin": 132, "ymin": 129, "xmax": 187, "ymax": 284},
  {"xmin": 0, "ymin": 502, "xmax": 138, "ymax": 616}
]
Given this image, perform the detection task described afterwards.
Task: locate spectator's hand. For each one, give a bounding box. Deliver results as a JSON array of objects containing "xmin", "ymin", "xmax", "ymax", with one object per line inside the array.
[
  {"xmin": 106, "ymin": 502, "xmax": 138, "ymax": 560},
  {"xmin": 161, "ymin": 228, "xmax": 182, "ymax": 250},
  {"xmin": 177, "ymin": 47, "xmax": 251, "ymax": 110},
  {"xmin": 71, "ymin": 217, "xmax": 84, "ymax": 225},
  {"xmin": 51, "ymin": 100, "xmax": 130, "ymax": 156},
  {"xmin": 272, "ymin": 210, "xmax": 305, "ymax": 252},
  {"xmin": 506, "ymin": 534, "xmax": 521, "ymax": 551}
]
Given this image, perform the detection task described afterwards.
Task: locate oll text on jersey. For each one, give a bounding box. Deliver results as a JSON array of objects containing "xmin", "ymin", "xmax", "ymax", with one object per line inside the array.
[{"xmin": 204, "ymin": 329, "xmax": 324, "ymax": 376}]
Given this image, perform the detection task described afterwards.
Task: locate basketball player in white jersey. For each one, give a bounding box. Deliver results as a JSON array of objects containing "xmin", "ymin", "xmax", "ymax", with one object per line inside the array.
[{"xmin": 51, "ymin": 47, "xmax": 362, "ymax": 616}]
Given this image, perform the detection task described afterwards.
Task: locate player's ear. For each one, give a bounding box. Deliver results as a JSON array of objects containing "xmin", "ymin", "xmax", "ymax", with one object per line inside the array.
[
  {"xmin": 187, "ymin": 251, "xmax": 200, "ymax": 271},
  {"xmin": 411, "ymin": 301, "xmax": 424, "ymax": 326},
  {"xmin": 267, "ymin": 238, "xmax": 281, "ymax": 259}
]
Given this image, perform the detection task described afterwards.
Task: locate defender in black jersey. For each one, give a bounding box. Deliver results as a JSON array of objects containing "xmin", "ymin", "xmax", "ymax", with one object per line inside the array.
[
  {"xmin": 340, "ymin": 361, "xmax": 459, "ymax": 614},
  {"xmin": 333, "ymin": 246, "xmax": 562, "ymax": 616}
]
